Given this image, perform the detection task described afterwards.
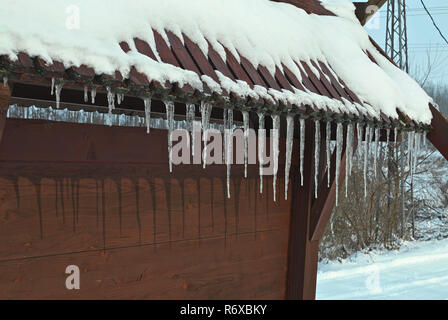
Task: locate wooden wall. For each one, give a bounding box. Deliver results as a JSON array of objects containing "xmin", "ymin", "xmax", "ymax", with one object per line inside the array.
[{"xmin": 0, "ymin": 119, "xmax": 295, "ymax": 299}]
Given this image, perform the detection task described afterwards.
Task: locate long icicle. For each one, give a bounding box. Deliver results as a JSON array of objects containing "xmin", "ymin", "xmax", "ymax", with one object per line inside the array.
[
  {"xmin": 363, "ymin": 124, "xmax": 371, "ymax": 198},
  {"xmin": 326, "ymin": 121, "xmax": 331, "ymax": 187},
  {"xmin": 201, "ymin": 102, "xmax": 212, "ymax": 169},
  {"xmin": 258, "ymin": 113, "xmax": 265, "ymax": 194},
  {"xmin": 106, "ymin": 86, "xmax": 115, "ymax": 126},
  {"xmin": 347, "ymin": 123, "xmax": 354, "ymax": 176},
  {"xmin": 285, "ymin": 115, "xmax": 294, "ymax": 200},
  {"xmin": 91, "ymin": 87, "xmax": 97, "ymax": 104},
  {"xmin": 373, "ymin": 126, "xmax": 380, "ymax": 178},
  {"xmin": 55, "ymin": 82, "xmax": 63, "ymax": 109},
  {"xmin": 84, "ymin": 86, "xmax": 88, "ymax": 103},
  {"xmin": 272, "ymin": 114, "xmax": 280, "ymax": 202},
  {"xmin": 144, "ymin": 97, "xmax": 151, "ymax": 133},
  {"xmin": 300, "ymin": 118, "xmax": 305, "ymax": 186},
  {"xmin": 345, "ymin": 123, "xmax": 353, "ymax": 197},
  {"xmin": 335, "ymin": 122, "xmax": 343, "ymax": 205},
  {"xmin": 226, "ymin": 109, "xmax": 233, "ymax": 198},
  {"xmin": 187, "ymin": 104, "xmax": 196, "ymax": 157},
  {"xmin": 223, "ymin": 109, "xmax": 228, "ymax": 163},
  {"xmin": 357, "ymin": 123, "xmax": 364, "ymax": 171},
  {"xmin": 164, "ymin": 100, "xmax": 175, "ymax": 173},
  {"xmin": 243, "ymin": 111, "xmax": 250, "ymax": 178},
  {"xmin": 51, "ymin": 77, "xmax": 55, "ymax": 96},
  {"xmin": 412, "ymin": 130, "xmax": 419, "ymax": 177},
  {"xmin": 407, "ymin": 130, "xmax": 413, "ymax": 169},
  {"xmin": 314, "ymin": 119, "xmax": 321, "ymax": 199}
]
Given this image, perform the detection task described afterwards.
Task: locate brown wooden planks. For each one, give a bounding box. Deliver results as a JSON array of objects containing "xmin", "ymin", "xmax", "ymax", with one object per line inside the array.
[
  {"xmin": 166, "ymin": 31, "xmax": 201, "ymax": 76},
  {"xmin": 282, "ymin": 64, "xmax": 307, "ymax": 92},
  {"xmin": 134, "ymin": 37, "xmax": 157, "ymax": 60},
  {"xmin": 0, "ymin": 118, "xmax": 296, "ymax": 299},
  {"xmin": 310, "ymin": 61, "xmax": 342, "ymax": 100},
  {"xmin": 258, "ymin": 65, "xmax": 282, "ymax": 91},
  {"xmin": 119, "ymin": 41, "xmax": 131, "ymax": 53},
  {"xmin": 299, "ymin": 61, "xmax": 332, "ymax": 98},
  {"xmin": 239, "ymin": 56, "xmax": 267, "ymax": 88},
  {"xmin": 274, "ymin": 67, "xmax": 295, "ymax": 93},
  {"xmin": 223, "ymin": 47, "xmax": 254, "ymax": 88},
  {"xmin": 153, "ymin": 30, "xmax": 180, "ymax": 67},
  {"xmin": 183, "ymin": 35, "xmax": 219, "ymax": 82},
  {"xmin": 206, "ymin": 42, "xmax": 235, "ymax": 81},
  {"xmin": 317, "ymin": 61, "xmax": 352, "ymax": 102},
  {"xmin": 294, "ymin": 61, "xmax": 319, "ymax": 94}
]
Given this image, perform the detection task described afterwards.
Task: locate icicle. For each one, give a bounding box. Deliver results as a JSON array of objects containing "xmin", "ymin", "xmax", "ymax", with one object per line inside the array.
[
  {"xmin": 106, "ymin": 86, "xmax": 115, "ymax": 126},
  {"xmin": 326, "ymin": 121, "xmax": 331, "ymax": 188},
  {"xmin": 258, "ymin": 113, "xmax": 265, "ymax": 194},
  {"xmin": 223, "ymin": 109, "xmax": 228, "ymax": 163},
  {"xmin": 187, "ymin": 104, "xmax": 196, "ymax": 157},
  {"xmin": 164, "ymin": 100, "xmax": 175, "ymax": 173},
  {"xmin": 300, "ymin": 118, "xmax": 305, "ymax": 186},
  {"xmin": 373, "ymin": 127, "xmax": 380, "ymax": 178},
  {"xmin": 285, "ymin": 115, "xmax": 294, "ymax": 200},
  {"xmin": 386, "ymin": 128, "xmax": 390, "ymax": 146},
  {"xmin": 118, "ymin": 93, "xmax": 124, "ymax": 105},
  {"xmin": 423, "ymin": 131, "xmax": 427, "ymax": 147},
  {"xmin": 407, "ymin": 131, "xmax": 414, "ymax": 169},
  {"xmin": 335, "ymin": 122, "xmax": 343, "ymax": 205},
  {"xmin": 413, "ymin": 131, "xmax": 419, "ymax": 176},
  {"xmin": 91, "ymin": 87, "xmax": 97, "ymax": 104},
  {"xmin": 201, "ymin": 102, "xmax": 212, "ymax": 169},
  {"xmin": 345, "ymin": 123, "xmax": 353, "ymax": 197},
  {"xmin": 242, "ymin": 111, "xmax": 249, "ymax": 178},
  {"xmin": 144, "ymin": 97, "xmax": 151, "ymax": 133},
  {"xmin": 357, "ymin": 123, "xmax": 364, "ymax": 171},
  {"xmin": 55, "ymin": 82, "xmax": 63, "ymax": 109},
  {"xmin": 51, "ymin": 77, "xmax": 55, "ymax": 96},
  {"xmin": 83, "ymin": 86, "xmax": 88, "ymax": 103},
  {"xmin": 226, "ymin": 109, "xmax": 233, "ymax": 199},
  {"xmin": 271, "ymin": 114, "xmax": 280, "ymax": 202},
  {"xmin": 3, "ymin": 76, "xmax": 7, "ymax": 87},
  {"xmin": 363, "ymin": 124, "xmax": 371, "ymax": 198},
  {"xmin": 314, "ymin": 120, "xmax": 321, "ymax": 199}
]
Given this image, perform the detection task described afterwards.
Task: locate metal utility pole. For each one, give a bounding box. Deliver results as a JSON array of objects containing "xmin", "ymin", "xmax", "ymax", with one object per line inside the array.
[
  {"xmin": 385, "ymin": 0, "xmax": 409, "ymax": 72},
  {"xmin": 385, "ymin": 0, "xmax": 410, "ymax": 239}
]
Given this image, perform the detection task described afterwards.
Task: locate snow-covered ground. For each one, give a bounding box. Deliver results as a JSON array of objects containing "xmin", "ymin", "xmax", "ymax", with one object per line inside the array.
[{"xmin": 316, "ymin": 239, "xmax": 448, "ymax": 299}]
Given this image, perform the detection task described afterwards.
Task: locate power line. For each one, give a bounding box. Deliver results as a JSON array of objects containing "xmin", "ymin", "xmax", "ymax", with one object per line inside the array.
[{"xmin": 420, "ymin": 0, "xmax": 448, "ymax": 46}]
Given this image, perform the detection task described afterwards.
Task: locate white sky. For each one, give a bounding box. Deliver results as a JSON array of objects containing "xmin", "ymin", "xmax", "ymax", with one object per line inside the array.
[{"xmin": 367, "ymin": 0, "xmax": 448, "ymax": 85}]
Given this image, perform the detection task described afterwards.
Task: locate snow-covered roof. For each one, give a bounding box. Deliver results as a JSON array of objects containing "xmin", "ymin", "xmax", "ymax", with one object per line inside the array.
[{"xmin": 0, "ymin": 0, "xmax": 433, "ymax": 124}]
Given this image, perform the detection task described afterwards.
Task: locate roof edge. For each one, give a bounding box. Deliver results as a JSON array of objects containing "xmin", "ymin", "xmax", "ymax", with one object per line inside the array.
[{"xmin": 353, "ymin": 0, "xmax": 387, "ymax": 25}]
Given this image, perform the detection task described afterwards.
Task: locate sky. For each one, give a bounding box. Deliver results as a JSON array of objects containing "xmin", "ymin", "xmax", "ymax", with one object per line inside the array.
[{"xmin": 366, "ymin": 0, "xmax": 448, "ymax": 85}]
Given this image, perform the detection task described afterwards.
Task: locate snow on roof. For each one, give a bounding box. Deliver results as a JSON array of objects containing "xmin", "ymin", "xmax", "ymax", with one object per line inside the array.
[{"xmin": 0, "ymin": 0, "xmax": 433, "ymax": 124}]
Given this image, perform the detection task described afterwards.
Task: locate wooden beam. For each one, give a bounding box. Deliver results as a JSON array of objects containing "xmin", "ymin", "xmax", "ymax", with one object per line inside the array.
[
  {"xmin": 354, "ymin": 1, "xmax": 387, "ymax": 26},
  {"xmin": 285, "ymin": 119, "xmax": 319, "ymax": 300},
  {"xmin": 0, "ymin": 84, "xmax": 11, "ymax": 144},
  {"xmin": 428, "ymin": 104, "xmax": 448, "ymax": 161}
]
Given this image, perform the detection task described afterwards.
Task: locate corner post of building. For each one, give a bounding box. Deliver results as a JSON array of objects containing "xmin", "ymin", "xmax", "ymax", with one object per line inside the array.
[
  {"xmin": 0, "ymin": 82, "xmax": 11, "ymax": 144},
  {"xmin": 285, "ymin": 119, "xmax": 319, "ymax": 300}
]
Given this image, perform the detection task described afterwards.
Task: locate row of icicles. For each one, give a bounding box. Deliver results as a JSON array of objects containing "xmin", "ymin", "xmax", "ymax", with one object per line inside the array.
[
  {"xmin": 46, "ymin": 80, "xmax": 427, "ymax": 203},
  {"xmin": 167, "ymin": 101, "xmax": 428, "ymax": 204}
]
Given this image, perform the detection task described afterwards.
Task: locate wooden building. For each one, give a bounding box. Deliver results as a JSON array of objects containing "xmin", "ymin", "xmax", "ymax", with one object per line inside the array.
[{"xmin": 0, "ymin": 0, "xmax": 447, "ymax": 300}]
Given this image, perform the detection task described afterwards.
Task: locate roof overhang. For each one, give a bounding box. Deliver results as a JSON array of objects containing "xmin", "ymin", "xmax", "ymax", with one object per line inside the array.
[{"xmin": 353, "ymin": 0, "xmax": 387, "ymax": 25}]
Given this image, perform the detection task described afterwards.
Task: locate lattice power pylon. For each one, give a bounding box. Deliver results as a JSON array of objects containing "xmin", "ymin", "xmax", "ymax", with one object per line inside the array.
[{"xmin": 385, "ymin": 0, "xmax": 409, "ymax": 72}]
